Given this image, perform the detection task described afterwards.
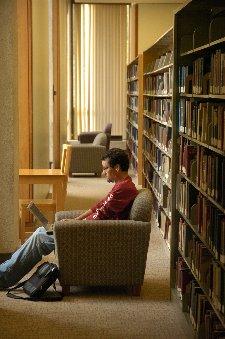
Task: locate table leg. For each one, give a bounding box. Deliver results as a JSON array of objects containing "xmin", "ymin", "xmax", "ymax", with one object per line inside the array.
[{"xmin": 53, "ymin": 181, "xmax": 65, "ymax": 211}]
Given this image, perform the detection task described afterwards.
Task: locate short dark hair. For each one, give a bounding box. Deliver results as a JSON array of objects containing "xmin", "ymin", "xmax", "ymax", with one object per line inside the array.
[{"xmin": 102, "ymin": 148, "xmax": 130, "ymax": 171}]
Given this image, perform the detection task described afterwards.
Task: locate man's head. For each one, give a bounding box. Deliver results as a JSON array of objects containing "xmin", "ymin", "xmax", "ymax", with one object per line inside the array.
[{"xmin": 101, "ymin": 148, "xmax": 130, "ymax": 183}]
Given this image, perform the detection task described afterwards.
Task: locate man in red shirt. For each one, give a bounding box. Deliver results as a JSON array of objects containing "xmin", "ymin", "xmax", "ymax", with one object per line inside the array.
[
  {"xmin": 74, "ymin": 148, "xmax": 138, "ymax": 221},
  {"xmin": 0, "ymin": 148, "xmax": 138, "ymax": 288}
]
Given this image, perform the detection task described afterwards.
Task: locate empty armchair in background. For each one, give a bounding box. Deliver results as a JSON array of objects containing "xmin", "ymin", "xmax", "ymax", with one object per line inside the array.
[
  {"xmin": 54, "ymin": 189, "xmax": 153, "ymax": 296},
  {"xmin": 78, "ymin": 123, "xmax": 112, "ymax": 150},
  {"xmin": 68, "ymin": 132, "xmax": 107, "ymax": 176}
]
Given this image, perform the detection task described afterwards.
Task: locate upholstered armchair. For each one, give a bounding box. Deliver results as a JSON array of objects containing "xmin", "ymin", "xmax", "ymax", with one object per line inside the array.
[
  {"xmin": 78, "ymin": 123, "xmax": 112, "ymax": 150},
  {"xmin": 53, "ymin": 189, "xmax": 153, "ymax": 296},
  {"xmin": 68, "ymin": 132, "xmax": 107, "ymax": 176}
]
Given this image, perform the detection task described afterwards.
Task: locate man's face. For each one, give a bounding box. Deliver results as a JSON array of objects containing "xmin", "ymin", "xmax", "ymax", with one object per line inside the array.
[{"xmin": 102, "ymin": 159, "xmax": 118, "ymax": 183}]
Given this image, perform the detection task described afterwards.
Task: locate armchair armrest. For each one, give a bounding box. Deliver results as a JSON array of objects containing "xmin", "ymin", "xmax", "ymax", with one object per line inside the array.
[
  {"xmin": 55, "ymin": 210, "xmax": 85, "ymax": 221},
  {"xmin": 78, "ymin": 132, "xmax": 100, "ymax": 144},
  {"xmin": 67, "ymin": 140, "xmax": 80, "ymax": 146}
]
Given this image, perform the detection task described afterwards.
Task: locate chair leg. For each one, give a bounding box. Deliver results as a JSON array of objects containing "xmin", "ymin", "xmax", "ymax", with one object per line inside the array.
[
  {"xmin": 61, "ymin": 284, "xmax": 70, "ymax": 296},
  {"xmin": 129, "ymin": 284, "xmax": 141, "ymax": 297}
]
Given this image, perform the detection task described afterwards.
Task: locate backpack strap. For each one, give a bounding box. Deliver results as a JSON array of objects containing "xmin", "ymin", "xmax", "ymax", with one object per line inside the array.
[
  {"xmin": 7, "ymin": 280, "xmax": 30, "ymax": 300},
  {"xmin": 6, "ymin": 281, "xmax": 63, "ymax": 301}
]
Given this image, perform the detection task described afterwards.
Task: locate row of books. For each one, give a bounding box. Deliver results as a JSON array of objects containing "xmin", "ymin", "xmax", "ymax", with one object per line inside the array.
[
  {"xmin": 178, "ymin": 65, "xmax": 190, "ymax": 94},
  {"xmin": 127, "ymin": 96, "xmax": 138, "ymax": 111},
  {"xmin": 178, "ymin": 192, "xmax": 225, "ymax": 264},
  {"xmin": 127, "ymin": 123, "xmax": 138, "ymax": 141},
  {"xmin": 143, "ymin": 172, "xmax": 171, "ymax": 220},
  {"xmin": 210, "ymin": 49, "xmax": 225, "ymax": 95},
  {"xmin": 178, "ymin": 59, "xmax": 208, "ymax": 95},
  {"xmin": 159, "ymin": 209, "xmax": 171, "ymax": 243},
  {"xmin": 126, "ymin": 138, "xmax": 138, "ymax": 163},
  {"xmin": 152, "ymin": 203, "xmax": 171, "ymax": 242},
  {"xmin": 145, "ymin": 51, "xmax": 173, "ymax": 73},
  {"xmin": 178, "ymin": 99, "xmax": 225, "ymax": 151},
  {"xmin": 144, "ymin": 159, "xmax": 171, "ymax": 212},
  {"xmin": 143, "ymin": 143, "xmax": 171, "ymax": 186},
  {"xmin": 176, "ymin": 257, "xmax": 225, "ymax": 336},
  {"xmin": 130, "ymin": 153, "xmax": 138, "ymax": 172},
  {"xmin": 143, "ymin": 98, "xmax": 172, "ymax": 125},
  {"xmin": 192, "ymin": 57, "xmax": 209, "ymax": 95},
  {"xmin": 127, "ymin": 110, "xmax": 138, "ymax": 125},
  {"xmin": 179, "ymin": 231, "xmax": 225, "ymax": 316},
  {"xmin": 179, "ymin": 141, "xmax": 225, "ymax": 208},
  {"xmin": 144, "ymin": 118, "xmax": 172, "ymax": 154},
  {"xmin": 144, "ymin": 70, "xmax": 173, "ymax": 96},
  {"xmin": 127, "ymin": 63, "xmax": 138, "ymax": 80},
  {"xmin": 177, "ymin": 179, "xmax": 196, "ymax": 220},
  {"xmin": 178, "ymin": 49, "xmax": 225, "ymax": 95},
  {"xmin": 127, "ymin": 81, "xmax": 138, "ymax": 94}
]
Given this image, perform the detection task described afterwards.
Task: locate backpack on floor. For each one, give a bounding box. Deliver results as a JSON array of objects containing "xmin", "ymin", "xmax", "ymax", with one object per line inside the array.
[{"xmin": 6, "ymin": 262, "xmax": 63, "ymax": 301}]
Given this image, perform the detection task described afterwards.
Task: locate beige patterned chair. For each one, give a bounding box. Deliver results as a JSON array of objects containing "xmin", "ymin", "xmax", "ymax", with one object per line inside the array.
[
  {"xmin": 68, "ymin": 132, "xmax": 107, "ymax": 176},
  {"xmin": 53, "ymin": 188, "xmax": 153, "ymax": 296},
  {"xmin": 78, "ymin": 123, "xmax": 112, "ymax": 150}
]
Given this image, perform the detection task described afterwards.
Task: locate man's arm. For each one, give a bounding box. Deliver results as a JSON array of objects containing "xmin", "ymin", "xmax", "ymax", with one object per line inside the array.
[
  {"xmin": 61, "ymin": 209, "xmax": 93, "ymax": 222},
  {"xmin": 74, "ymin": 209, "xmax": 93, "ymax": 220}
]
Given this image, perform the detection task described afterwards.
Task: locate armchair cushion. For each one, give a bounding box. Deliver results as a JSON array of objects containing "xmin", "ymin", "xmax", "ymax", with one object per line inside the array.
[
  {"xmin": 67, "ymin": 142, "xmax": 106, "ymax": 176},
  {"xmin": 103, "ymin": 123, "xmax": 112, "ymax": 135},
  {"xmin": 78, "ymin": 132, "xmax": 99, "ymax": 144},
  {"xmin": 92, "ymin": 132, "xmax": 107, "ymax": 146}
]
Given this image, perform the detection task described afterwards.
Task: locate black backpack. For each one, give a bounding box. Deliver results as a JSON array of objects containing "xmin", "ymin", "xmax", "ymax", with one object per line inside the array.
[{"xmin": 6, "ymin": 262, "xmax": 63, "ymax": 301}]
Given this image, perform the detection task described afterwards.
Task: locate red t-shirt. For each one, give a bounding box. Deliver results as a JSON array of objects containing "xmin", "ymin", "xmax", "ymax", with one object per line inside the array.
[{"xmin": 85, "ymin": 176, "xmax": 138, "ymax": 220}]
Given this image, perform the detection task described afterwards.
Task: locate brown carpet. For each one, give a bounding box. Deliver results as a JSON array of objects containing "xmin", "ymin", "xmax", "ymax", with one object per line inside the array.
[{"xmin": 0, "ymin": 175, "xmax": 194, "ymax": 338}]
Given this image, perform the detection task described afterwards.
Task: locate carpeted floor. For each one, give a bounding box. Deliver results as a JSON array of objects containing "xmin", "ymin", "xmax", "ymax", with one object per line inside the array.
[{"xmin": 0, "ymin": 175, "xmax": 194, "ymax": 338}]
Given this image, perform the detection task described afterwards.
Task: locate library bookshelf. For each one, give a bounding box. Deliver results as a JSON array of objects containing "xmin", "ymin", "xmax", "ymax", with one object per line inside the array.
[
  {"xmin": 126, "ymin": 55, "xmax": 143, "ymax": 185},
  {"xmin": 172, "ymin": 0, "xmax": 225, "ymax": 336},
  {"xmin": 141, "ymin": 28, "xmax": 173, "ymax": 249}
]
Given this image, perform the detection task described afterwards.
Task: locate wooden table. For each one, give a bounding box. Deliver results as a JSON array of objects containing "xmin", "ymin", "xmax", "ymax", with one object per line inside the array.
[{"xmin": 19, "ymin": 169, "xmax": 67, "ymax": 211}]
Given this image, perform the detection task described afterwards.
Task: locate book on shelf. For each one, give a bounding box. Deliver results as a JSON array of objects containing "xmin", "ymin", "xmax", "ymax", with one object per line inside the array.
[
  {"xmin": 190, "ymin": 281, "xmax": 203, "ymax": 330},
  {"xmin": 180, "ymin": 140, "xmax": 198, "ymax": 181},
  {"xmin": 178, "ymin": 65, "xmax": 192, "ymax": 94},
  {"xmin": 210, "ymin": 49, "xmax": 225, "ymax": 95}
]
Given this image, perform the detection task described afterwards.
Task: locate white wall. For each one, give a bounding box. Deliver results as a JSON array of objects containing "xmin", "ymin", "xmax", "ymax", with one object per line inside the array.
[
  {"xmin": 138, "ymin": 3, "xmax": 182, "ymax": 54},
  {"xmin": 59, "ymin": 0, "xmax": 70, "ymax": 146},
  {"xmin": 32, "ymin": 0, "xmax": 50, "ymax": 169}
]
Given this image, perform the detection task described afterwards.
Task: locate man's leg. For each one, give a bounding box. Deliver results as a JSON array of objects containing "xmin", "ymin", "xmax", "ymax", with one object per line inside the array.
[{"xmin": 0, "ymin": 226, "xmax": 55, "ymax": 288}]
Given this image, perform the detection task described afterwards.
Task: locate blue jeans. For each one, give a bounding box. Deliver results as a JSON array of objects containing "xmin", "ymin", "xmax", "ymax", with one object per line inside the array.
[{"xmin": 0, "ymin": 227, "xmax": 55, "ymax": 288}]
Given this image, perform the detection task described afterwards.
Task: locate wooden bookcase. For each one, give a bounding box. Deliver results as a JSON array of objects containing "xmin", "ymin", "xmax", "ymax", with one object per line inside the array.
[
  {"xmin": 141, "ymin": 28, "xmax": 173, "ymax": 248},
  {"xmin": 172, "ymin": 0, "xmax": 225, "ymax": 336},
  {"xmin": 126, "ymin": 55, "xmax": 143, "ymax": 185}
]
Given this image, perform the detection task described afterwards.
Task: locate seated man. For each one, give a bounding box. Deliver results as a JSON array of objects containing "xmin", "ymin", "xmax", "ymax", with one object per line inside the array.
[{"xmin": 0, "ymin": 148, "xmax": 138, "ymax": 289}]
